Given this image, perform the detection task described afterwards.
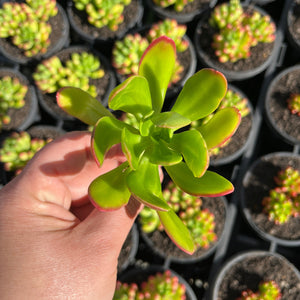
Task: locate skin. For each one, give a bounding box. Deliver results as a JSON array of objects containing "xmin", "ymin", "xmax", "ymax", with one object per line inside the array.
[{"xmin": 0, "ymin": 131, "xmax": 142, "ymax": 300}]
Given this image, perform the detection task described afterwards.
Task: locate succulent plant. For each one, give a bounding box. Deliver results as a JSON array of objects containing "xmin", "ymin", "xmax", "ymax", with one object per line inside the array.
[
  {"xmin": 73, "ymin": 0, "xmax": 131, "ymax": 31},
  {"xmin": 287, "ymin": 93, "xmax": 300, "ymax": 116},
  {"xmin": 237, "ymin": 280, "xmax": 281, "ymax": 300},
  {"xmin": 33, "ymin": 52, "xmax": 104, "ymax": 97},
  {"xmin": 152, "ymin": 0, "xmax": 194, "ymax": 12},
  {"xmin": 113, "ymin": 270, "xmax": 186, "ymax": 299},
  {"xmin": 262, "ymin": 167, "xmax": 300, "ymax": 224},
  {"xmin": 209, "ymin": 0, "xmax": 276, "ymax": 63},
  {"xmin": 0, "ymin": 0, "xmax": 58, "ymax": 57},
  {"xmin": 0, "ymin": 76, "xmax": 28, "ymax": 130},
  {"xmin": 57, "ymin": 36, "xmax": 241, "ymax": 254},
  {"xmin": 0, "ymin": 131, "xmax": 51, "ymax": 175}
]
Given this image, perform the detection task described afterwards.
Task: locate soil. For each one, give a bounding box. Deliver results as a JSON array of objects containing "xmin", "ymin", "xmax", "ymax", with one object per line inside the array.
[
  {"xmin": 140, "ymin": 196, "xmax": 226, "ymax": 261},
  {"xmin": 242, "ymin": 153, "xmax": 300, "ymax": 241},
  {"xmin": 216, "ymin": 252, "xmax": 300, "ymax": 300},
  {"xmin": 265, "ymin": 67, "xmax": 300, "ymax": 143},
  {"xmin": 0, "ymin": 69, "xmax": 34, "ymax": 131},
  {"xmin": 68, "ymin": 0, "xmax": 142, "ymax": 41},
  {"xmin": 35, "ymin": 46, "xmax": 112, "ymax": 120},
  {"xmin": 288, "ymin": 0, "xmax": 300, "ymax": 46}
]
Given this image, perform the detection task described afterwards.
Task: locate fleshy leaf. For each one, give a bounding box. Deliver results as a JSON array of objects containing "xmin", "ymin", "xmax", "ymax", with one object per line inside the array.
[
  {"xmin": 171, "ymin": 69, "xmax": 227, "ymax": 121},
  {"xmin": 138, "ymin": 36, "xmax": 176, "ymax": 114},
  {"xmin": 197, "ymin": 107, "xmax": 241, "ymax": 149},
  {"xmin": 171, "ymin": 130, "xmax": 209, "ymax": 177},
  {"xmin": 57, "ymin": 87, "xmax": 113, "ymax": 125},
  {"xmin": 158, "ymin": 210, "xmax": 195, "ymax": 254},
  {"xmin": 151, "ymin": 111, "xmax": 191, "ymax": 131},
  {"xmin": 126, "ymin": 158, "xmax": 170, "ymax": 211},
  {"xmin": 88, "ymin": 162, "xmax": 131, "ymax": 210},
  {"xmin": 108, "ymin": 75, "xmax": 153, "ymax": 118},
  {"xmin": 165, "ymin": 162, "xmax": 234, "ymax": 197}
]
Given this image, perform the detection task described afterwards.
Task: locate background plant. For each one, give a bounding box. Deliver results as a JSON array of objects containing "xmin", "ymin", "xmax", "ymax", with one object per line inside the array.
[
  {"xmin": 152, "ymin": 0, "xmax": 194, "ymax": 12},
  {"xmin": 33, "ymin": 52, "xmax": 104, "ymax": 97},
  {"xmin": 0, "ymin": 76, "xmax": 27, "ymax": 130},
  {"xmin": 287, "ymin": 93, "xmax": 300, "ymax": 116},
  {"xmin": 209, "ymin": 0, "xmax": 276, "ymax": 63},
  {"xmin": 73, "ymin": 0, "xmax": 131, "ymax": 31},
  {"xmin": 0, "ymin": 131, "xmax": 51, "ymax": 175},
  {"xmin": 0, "ymin": 0, "xmax": 58, "ymax": 57},
  {"xmin": 113, "ymin": 270, "xmax": 186, "ymax": 299}
]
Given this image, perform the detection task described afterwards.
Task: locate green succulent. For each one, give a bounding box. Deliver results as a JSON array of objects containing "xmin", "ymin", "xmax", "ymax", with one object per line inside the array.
[
  {"xmin": 113, "ymin": 270, "xmax": 186, "ymax": 300},
  {"xmin": 209, "ymin": 0, "xmax": 276, "ymax": 63},
  {"xmin": 33, "ymin": 52, "xmax": 104, "ymax": 97},
  {"xmin": 0, "ymin": 76, "xmax": 28, "ymax": 130},
  {"xmin": 73, "ymin": 0, "xmax": 131, "ymax": 31},
  {"xmin": 152, "ymin": 0, "xmax": 195, "ymax": 12},
  {"xmin": 237, "ymin": 280, "xmax": 281, "ymax": 300},
  {"xmin": 287, "ymin": 93, "xmax": 300, "ymax": 116},
  {"xmin": 57, "ymin": 36, "xmax": 240, "ymax": 254},
  {"xmin": 0, "ymin": 131, "xmax": 51, "ymax": 175},
  {"xmin": 0, "ymin": 0, "xmax": 58, "ymax": 57}
]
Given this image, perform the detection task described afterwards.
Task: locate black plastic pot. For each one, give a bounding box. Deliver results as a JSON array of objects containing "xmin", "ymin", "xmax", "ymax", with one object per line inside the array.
[
  {"xmin": 118, "ymin": 265, "xmax": 197, "ymax": 300},
  {"xmin": 144, "ymin": 0, "xmax": 217, "ymax": 23},
  {"xmin": 286, "ymin": 0, "xmax": 300, "ymax": 58},
  {"xmin": 241, "ymin": 152, "xmax": 300, "ymax": 247},
  {"xmin": 0, "ymin": 2, "xmax": 69, "ymax": 65},
  {"xmin": 264, "ymin": 64, "xmax": 300, "ymax": 145},
  {"xmin": 194, "ymin": 5, "xmax": 278, "ymax": 81},
  {"xmin": 0, "ymin": 67, "xmax": 39, "ymax": 132},
  {"xmin": 209, "ymin": 250, "xmax": 300, "ymax": 300}
]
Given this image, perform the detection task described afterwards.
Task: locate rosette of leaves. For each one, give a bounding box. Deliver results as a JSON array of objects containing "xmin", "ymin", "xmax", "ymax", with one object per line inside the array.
[
  {"xmin": 0, "ymin": 0, "xmax": 58, "ymax": 57},
  {"xmin": 0, "ymin": 76, "xmax": 27, "ymax": 130},
  {"xmin": 0, "ymin": 131, "xmax": 51, "ymax": 175},
  {"xmin": 236, "ymin": 280, "xmax": 281, "ymax": 300},
  {"xmin": 33, "ymin": 52, "xmax": 104, "ymax": 97},
  {"xmin": 72, "ymin": 0, "xmax": 131, "ymax": 31},
  {"xmin": 287, "ymin": 93, "xmax": 300, "ymax": 116},
  {"xmin": 113, "ymin": 270, "xmax": 186, "ymax": 300},
  {"xmin": 56, "ymin": 36, "xmax": 241, "ymax": 253},
  {"xmin": 209, "ymin": 0, "xmax": 276, "ymax": 63},
  {"xmin": 152, "ymin": 0, "xmax": 195, "ymax": 12}
]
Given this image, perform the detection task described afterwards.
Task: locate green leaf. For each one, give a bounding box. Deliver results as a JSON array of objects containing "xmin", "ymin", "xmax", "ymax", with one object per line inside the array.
[
  {"xmin": 126, "ymin": 158, "xmax": 170, "ymax": 211},
  {"xmin": 171, "ymin": 130, "xmax": 209, "ymax": 177},
  {"xmin": 165, "ymin": 162, "xmax": 234, "ymax": 197},
  {"xmin": 197, "ymin": 107, "xmax": 241, "ymax": 149},
  {"xmin": 157, "ymin": 210, "xmax": 195, "ymax": 254},
  {"xmin": 88, "ymin": 162, "xmax": 131, "ymax": 210},
  {"xmin": 138, "ymin": 36, "xmax": 176, "ymax": 114},
  {"xmin": 151, "ymin": 111, "xmax": 191, "ymax": 131},
  {"xmin": 171, "ymin": 69, "xmax": 227, "ymax": 121},
  {"xmin": 57, "ymin": 87, "xmax": 113, "ymax": 125},
  {"xmin": 108, "ymin": 75, "xmax": 153, "ymax": 118}
]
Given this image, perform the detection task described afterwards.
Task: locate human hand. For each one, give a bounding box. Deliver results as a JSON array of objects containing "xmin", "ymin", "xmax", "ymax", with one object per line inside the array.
[{"xmin": 0, "ymin": 131, "xmax": 141, "ymax": 300}]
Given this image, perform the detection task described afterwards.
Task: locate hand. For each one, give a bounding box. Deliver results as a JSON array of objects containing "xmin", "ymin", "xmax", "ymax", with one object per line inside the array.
[{"xmin": 0, "ymin": 131, "xmax": 141, "ymax": 300}]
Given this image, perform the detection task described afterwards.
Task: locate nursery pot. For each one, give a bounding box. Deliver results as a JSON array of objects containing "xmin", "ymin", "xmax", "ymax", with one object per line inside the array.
[{"xmin": 286, "ymin": 0, "xmax": 300, "ymax": 58}]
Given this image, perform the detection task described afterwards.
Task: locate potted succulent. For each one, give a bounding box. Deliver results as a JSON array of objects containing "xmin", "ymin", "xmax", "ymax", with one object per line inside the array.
[
  {"xmin": 56, "ymin": 36, "xmax": 241, "ymax": 254},
  {"xmin": 0, "ymin": 0, "xmax": 69, "ymax": 64},
  {"xmin": 66, "ymin": 0, "xmax": 144, "ymax": 46},
  {"xmin": 194, "ymin": 0, "xmax": 277, "ymax": 81},
  {"xmin": 0, "ymin": 67, "xmax": 39, "ymax": 131},
  {"xmin": 112, "ymin": 18, "xmax": 197, "ymax": 99},
  {"xmin": 264, "ymin": 64, "xmax": 300, "ymax": 145},
  {"xmin": 33, "ymin": 46, "xmax": 116, "ymax": 122}
]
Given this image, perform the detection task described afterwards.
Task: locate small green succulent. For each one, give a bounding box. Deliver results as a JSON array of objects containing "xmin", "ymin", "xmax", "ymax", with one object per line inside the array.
[
  {"xmin": 0, "ymin": 131, "xmax": 51, "ymax": 175},
  {"xmin": 73, "ymin": 0, "xmax": 131, "ymax": 31},
  {"xmin": 0, "ymin": 0, "xmax": 58, "ymax": 57},
  {"xmin": 152, "ymin": 0, "xmax": 195, "ymax": 12},
  {"xmin": 113, "ymin": 270, "xmax": 186, "ymax": 300},
  {"xmin": 0, "ymin": 76, "xmax": 28, "ymax": 130},
  {"xmin": 57, "ymin": 36, "xmax": 240, "ymax": 253},
  {"xmin": 237, "ymin": 280, "xmax": 281, "ymax": 300},
  {"xmin": 33, "ymin": 52, "xmax": 104, "ymax": 97},
  {"xmin": 287, "ymin": 93, "xmax": 300, "ymax": 116}
]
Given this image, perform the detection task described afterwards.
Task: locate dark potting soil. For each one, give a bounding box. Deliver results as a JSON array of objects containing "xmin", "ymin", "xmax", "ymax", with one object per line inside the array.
[
  {"xmin": 143, "ymin": 197, "xmax": 226, "ymax": 260},
  {"xmin": 243, "ymin": 154, "xmax": 300, "ymax": 240},
  {"xmin": 68, "ymin": 0, "xmax": 140, "ymax": 40},
  {"xmin": 27, "ymin": 126, "xmax": 64, "ymax": 140},
  {"xmin": 216, "ymin": 254, "xmax": 300, "ymax": 300},
  {"xmin": 0, "ymin": 69, "xmax": 33, "ymax": 131},
  {"xmin": 0, "ymin": 4, "xmax": 66, "ymax": 62},
  {"xmin": 289, "ymin": 0, "xmax": 300, "ymax": 43},
  {"xmin": 266, "ymin": 68, "xmax": 300, "ymax": 142}
]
